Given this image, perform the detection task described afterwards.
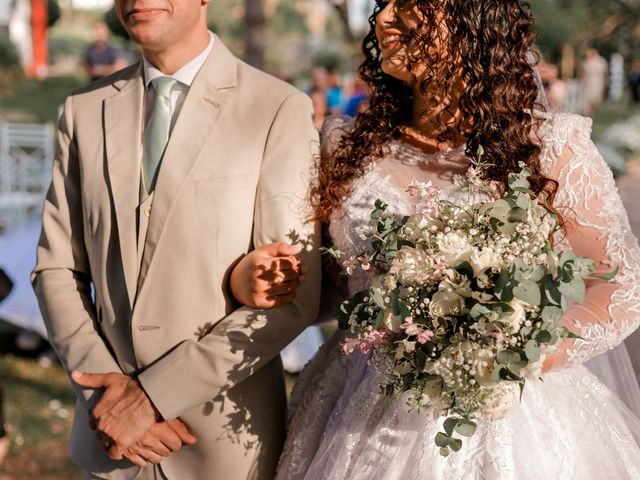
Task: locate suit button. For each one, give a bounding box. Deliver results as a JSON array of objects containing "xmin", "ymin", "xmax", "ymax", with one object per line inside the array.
[{"xmin": 144, "ymin": 206, "xmax": 152, "ymax": 218}]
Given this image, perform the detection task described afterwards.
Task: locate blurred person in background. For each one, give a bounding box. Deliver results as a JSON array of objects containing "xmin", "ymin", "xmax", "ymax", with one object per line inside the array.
[
  {"xmin": 0, "ymin": 268, "xmax": 13, "ymax": 466},
  {"xmin": 538, "ymin": 59, "xmax": 567, "ymax": 112},
  {"xmin": 83, "ymin": 21, "xmax": 128, "ymax": 82},
  {"xmin": 311, "ymin": 88, "xmax": 329, "ymax": 129},
  {"xmin": 629, "ymin": 59, "xmax": 640, "ymax": 107},
  {"xmin": 580, "ymin": 48, "xmax": 608, "ymax": 116},
  {"xmin": 342, "ymin": 75, "xmax": 370, "ymax": 117},
  {"xmin": 326, "ymin": 66, "xmax": 344, "ymax": 114}
]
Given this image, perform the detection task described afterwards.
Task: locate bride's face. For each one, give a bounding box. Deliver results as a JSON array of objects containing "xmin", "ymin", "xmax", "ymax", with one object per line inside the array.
[{"xmin": 374, "ymin": 0, "xmax": 443, "ymax": 83}]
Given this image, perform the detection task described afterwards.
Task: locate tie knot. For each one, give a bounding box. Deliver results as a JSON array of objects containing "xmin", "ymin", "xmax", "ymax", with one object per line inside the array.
[{"xmin": 151, "ymin": 76, "xmax": 177, "ymax": 99}]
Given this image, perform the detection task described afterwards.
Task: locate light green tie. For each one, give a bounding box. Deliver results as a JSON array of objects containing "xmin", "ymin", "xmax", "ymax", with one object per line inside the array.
[{"xmin": 143, "ymin": 76, "xmax": 178, "ymax": 193}]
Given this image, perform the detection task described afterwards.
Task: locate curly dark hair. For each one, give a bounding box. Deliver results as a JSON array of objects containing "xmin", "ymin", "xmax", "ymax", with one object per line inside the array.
[{"xmin": 313, "ymin": 0, "xmax": 557, "ymax": 223}]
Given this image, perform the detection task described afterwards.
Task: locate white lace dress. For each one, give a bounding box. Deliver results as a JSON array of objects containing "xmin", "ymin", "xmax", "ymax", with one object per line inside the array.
[{"xmin": 276, "ymin": 114, "xmax": 640, "ymax": 480}]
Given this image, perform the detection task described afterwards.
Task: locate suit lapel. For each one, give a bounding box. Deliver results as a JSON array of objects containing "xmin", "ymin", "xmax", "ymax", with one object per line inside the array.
[
  {"xmin": 137, "ymin": 38, "xmax": 239, "ymax": 293},
  {"xmin": 104, "ymin": 64, "xmax": 144, "ymax": 309}
]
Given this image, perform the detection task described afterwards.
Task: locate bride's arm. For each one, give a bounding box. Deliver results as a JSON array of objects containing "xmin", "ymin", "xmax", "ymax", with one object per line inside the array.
[
  {"xmin": 543, "ymin": 122, "xmax": 640, "ymax": 371},
  {"xmin": 229, "ymin": 243, "xmax": 306, "ymax": 309}
]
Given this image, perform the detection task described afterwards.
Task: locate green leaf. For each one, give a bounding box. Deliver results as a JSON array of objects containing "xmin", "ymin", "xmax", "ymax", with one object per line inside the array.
[
  {"xmin": 455, "ymin": 261, "xmax": 474, "ymax": 279},
  {"xmin": 508, "ymin": 207, "xmax": 527, "ymax": 223},
  {"xmin": 495, "ymin": 269, "xmax": 515, "ymax": 302},
  {"xmin": 455, "ymin": 421, "xmax": 477, "ymax": 438},
  {"xmin": 440, "ymin": 447, "xmax": 450, "ymax": 457},
  {"xmin": 541, "ymin": 306, "xmax": 563, "ymax": 324},
  {"xmin": 534, "ymin": 330, "xmax": 552, "ymax": 344},
  {"xmin": 513, "ymin": 280, "xmax": 541, "ymax": 306},
  {"xmin": 371, "ymin": 288, "xmax": 386, "ymax": 309},
  {"xmin": 470, "ymin": 304, "xmax": 494, "ymax": 320},
  {"xmin": 558, "ymin": 278, "xmax": 586, "ymax": 303},
  {"xmin": 444, "ymin": 418, "xmax": 458, "ymax": 437},
  {"xmin": 544, "ymin": 275, "xmax": 562, "ymax": 304},
  {"xmin": 567, "ymin": 331, "xmax": 584, "ymax": 340},
  {"xmin": 450, "ymin": 439, "xmax": 463, "ymax": 452},
  {"xmin": 525, "ymin": 340, "xmax": 541, "ymax": 362},
  {"xmin": 435, "ymin": 432, "xmax": 451, "ymax": 448},
  {"xmin": 590, "ymin": 266, "xmax": 619, "ymax": 281}
]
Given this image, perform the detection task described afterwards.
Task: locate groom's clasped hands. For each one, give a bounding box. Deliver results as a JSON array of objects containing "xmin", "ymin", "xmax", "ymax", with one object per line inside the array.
[
  {"xmin": 71, "ymin": 371, "xmax": 197, "ymax": 468},
  {"xmin": 69, "ymin": 242, "xmax": 306, "ymax": 468}
]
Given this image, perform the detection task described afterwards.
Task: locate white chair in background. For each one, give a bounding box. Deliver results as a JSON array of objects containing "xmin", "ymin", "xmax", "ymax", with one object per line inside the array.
[{"xmin": 0, "ymin": 121, "xmax": 54, "ymax": 232}]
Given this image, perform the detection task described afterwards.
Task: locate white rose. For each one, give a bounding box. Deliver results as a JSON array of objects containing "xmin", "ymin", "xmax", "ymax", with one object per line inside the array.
[
  {"xmin": 441, "ymin": 271, "xmax": 472, "ymax": 298},
  {"xmin": 480, "ymin": 383, "xmax": 518, "ymax": 420},
  {"xmin": 383, "ymin": 309, "xmax": 403, "ymax": 333},
  {"xmin": 499, "ymin": 299, "xmax": 527, "ymax": 332},
  {"xmin": 391, "ymin": 246, "xmax": 428, "ymax": 285},
  {"xmin": 429, "ymin": 290, "xmax": 465, "ymax": 318},
  {"xmin": 472, "ymin": 348, "xmax": 497, "ymax": 387},
  {"xmin": 436, "ymin": 232, "xmax": 472, "ymax": 267},
  {"xmin": 407, "ymin": 213, "xmax": 431, "ymax": 230},
  {"xmin": 470, "ymin": 247, "xmax": 503, "ymax": 276},
  {"xmin": 421, "ymin": 376, "xmax": 444, "ymax": 405}
]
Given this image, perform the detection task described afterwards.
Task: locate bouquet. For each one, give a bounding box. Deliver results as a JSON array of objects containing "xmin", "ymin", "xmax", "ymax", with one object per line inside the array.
[{"xmin": 328, "ymin": 154, "xmax": 614, "ymax": 456}]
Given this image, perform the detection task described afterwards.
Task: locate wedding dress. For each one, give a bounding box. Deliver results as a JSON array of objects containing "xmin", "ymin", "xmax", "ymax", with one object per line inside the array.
[{"xmin": 277, "ymin": 113, "xmax": 640, "ymax": 480}]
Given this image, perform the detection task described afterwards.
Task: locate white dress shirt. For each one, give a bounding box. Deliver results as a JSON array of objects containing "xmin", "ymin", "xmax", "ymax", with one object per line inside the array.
[{"xmin": 142, "ymin": 31, "xmax": 215, "ymax": 131}]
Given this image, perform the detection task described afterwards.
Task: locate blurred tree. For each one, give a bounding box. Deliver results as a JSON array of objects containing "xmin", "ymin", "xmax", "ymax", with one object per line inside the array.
[
  {"xmin": 530, "ymin": 0, "xmax": 640, "ymax": 62},
  {"xmin": 47, "ymin": 0, "xmax": 61, "ymax": 27},
  {"xmin": 0, "ymin": 36, "xmax": 21, "ymax": 75},
  {"xmin": 245, "ymin": 0, "xmax": 265, "ymax": 68}
]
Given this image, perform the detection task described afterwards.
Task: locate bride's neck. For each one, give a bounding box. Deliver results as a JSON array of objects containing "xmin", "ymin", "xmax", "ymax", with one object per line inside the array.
[{"xmin": 403, "ymin": 75, "xmax": 468, "ymax": 153}]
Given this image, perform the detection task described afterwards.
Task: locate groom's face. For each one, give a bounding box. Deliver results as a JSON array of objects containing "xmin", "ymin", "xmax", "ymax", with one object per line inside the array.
[{"xmin": 115, "ymin": 0, "xmax": 209, "ymax": 52}]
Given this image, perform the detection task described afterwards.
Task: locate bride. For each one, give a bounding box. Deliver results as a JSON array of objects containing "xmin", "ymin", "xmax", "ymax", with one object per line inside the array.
[{"xmin": 232, "ymin": 0, "xmax": 640, "ymax": 477}]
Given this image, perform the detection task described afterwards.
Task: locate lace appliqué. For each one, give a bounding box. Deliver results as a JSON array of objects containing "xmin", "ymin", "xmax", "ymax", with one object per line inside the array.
[{"xmin": 540, "ymin": 113, "xmax": 640, "ymax": 365}]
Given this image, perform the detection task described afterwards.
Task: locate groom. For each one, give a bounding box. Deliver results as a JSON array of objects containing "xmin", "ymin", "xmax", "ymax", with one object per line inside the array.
[{"xmin": 32, "ymin": 0, "xmax": 320, "ymax": 478}]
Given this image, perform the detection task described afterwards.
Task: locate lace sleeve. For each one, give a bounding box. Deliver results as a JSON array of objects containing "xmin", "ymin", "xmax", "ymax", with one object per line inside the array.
[{"xmin": 542, "ymin": 113, "xmax": 640, "ymax": 366}]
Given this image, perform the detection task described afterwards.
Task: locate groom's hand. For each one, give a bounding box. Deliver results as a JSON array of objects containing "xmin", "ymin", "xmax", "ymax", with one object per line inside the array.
[
  {"xmin": 72, "ymin": 371, "xmax": 159, "ymax": 458},
  {"xmin": 123, "ymin": 419, "xmax": 198, "ymax": 467}
]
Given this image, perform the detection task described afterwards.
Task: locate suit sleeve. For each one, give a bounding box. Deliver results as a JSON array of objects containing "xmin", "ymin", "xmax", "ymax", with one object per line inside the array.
[
  {"xmin": 138, "ymin": 91, "xmax": 322, "ymax": 419},
  {"xmin": 32, "ymin": 95, "xmax": 123, "ymax": 411}
]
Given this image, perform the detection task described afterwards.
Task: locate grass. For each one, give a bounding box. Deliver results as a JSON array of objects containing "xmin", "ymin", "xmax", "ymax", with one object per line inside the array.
[
  {"xmin": 0, "ymin": 75, "xmax": 85, "ymax": 124},
  {"xmin": 0, "ymin": 321, "xmax": 80, "ymax": 479},
  {"xmin": 591, "ymin": 100, "xmax": 639, "ymax": 139}
]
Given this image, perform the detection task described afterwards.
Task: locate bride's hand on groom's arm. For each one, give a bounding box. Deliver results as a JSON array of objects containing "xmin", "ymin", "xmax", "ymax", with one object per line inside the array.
[{"xmin": 230, "ymin": 243, "xmax": 308, "ymax": 309}]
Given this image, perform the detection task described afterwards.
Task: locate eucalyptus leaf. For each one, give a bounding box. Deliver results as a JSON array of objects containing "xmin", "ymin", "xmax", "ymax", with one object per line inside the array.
[
  {"xmin": 444, "ymin": 418, "xmax": 458, "ymax": 437},
  {"xmin": 525, "ymin": 340, "xmax": 541, "ymax": 362},
  {"xmin": 513, "ymin": 280, "xmax": 542, "ymax": 306},
  {"xmin": 544, "ymin": 275, "xmax": 562, "ymax": 304},
  {"xmin": 508, "ymin": 207, "xmax": 527, "ymax": 223},
  {"xmin": 470, "ymin": 304, "xmax": 494, "ymax": 320},
  {"xmin": 371, "ymin": 288, "xmax": 386, "ymax": 309},
  {"xmin": 558, "ymin": 277, "xmax": 586, "ymax": 303},
  {"xmin": 534, "ymin": 330, "xmax": 552, "ymax": 344},
  {"xmin": 455, "ymin": 421, "xmax": 477, "ymax": 438},
  {"xmin": 541, "ymin": 306, "xmax": 563, "ymax": 324},
  {"xmin": 450, "ymin": 439, "xmax": 463, "ymax": 452},
  {"xmin": 435, "ymin": 432, "xmax": 451, "ymax": 448}
]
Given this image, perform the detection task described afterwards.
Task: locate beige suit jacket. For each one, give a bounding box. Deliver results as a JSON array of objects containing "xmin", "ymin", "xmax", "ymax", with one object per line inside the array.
[{"xmin": 33, "ymin": 37, "xmax": 321, "ymax": 480}]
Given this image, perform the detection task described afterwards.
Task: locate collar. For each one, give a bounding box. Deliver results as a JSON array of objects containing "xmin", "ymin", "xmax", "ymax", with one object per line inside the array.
[{"xmin": 143, "ymin": 31, "xmax": 215, "ymax": 89}]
